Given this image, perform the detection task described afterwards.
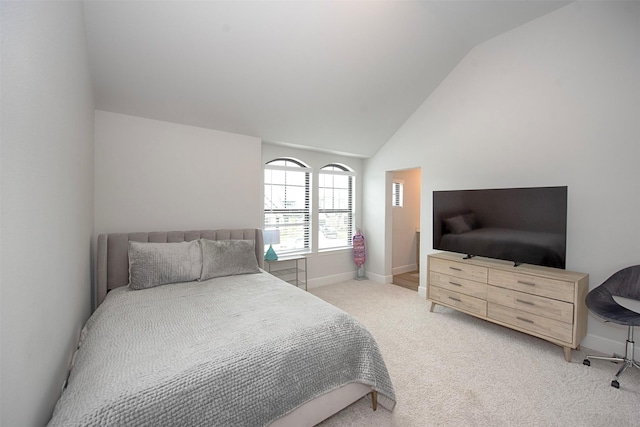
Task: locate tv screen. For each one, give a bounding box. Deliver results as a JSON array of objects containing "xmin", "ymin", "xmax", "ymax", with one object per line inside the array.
[{"xmin": 432, "ymin": 186, "xmax": 567, "ymax": 269}]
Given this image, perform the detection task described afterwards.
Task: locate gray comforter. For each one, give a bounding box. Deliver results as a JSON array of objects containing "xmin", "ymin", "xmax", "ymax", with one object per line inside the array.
[{"xmin": 48, "ymin": 272, "xmax": 395, "ymax": 426}]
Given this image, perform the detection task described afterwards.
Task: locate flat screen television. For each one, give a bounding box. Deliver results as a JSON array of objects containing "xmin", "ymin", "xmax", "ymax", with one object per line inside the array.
[{"xmin": 432, "ymin": 186, "xmax": 567, "ymax": 269}]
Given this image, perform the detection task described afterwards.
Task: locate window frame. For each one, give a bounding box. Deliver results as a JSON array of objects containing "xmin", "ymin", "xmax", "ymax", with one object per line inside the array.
[
  {"xmin": 263, "ymin": 158, "xmax": 312, "ymax": 255},
  {"xmin": 318, "ymin": 164, "xmax": 355, "ymax": 251},
  {"xmin": 263, "ymin": 158, "xmax": 357, "ymax": 256},
  {"xmin": 392, "ymin": 179, "xmax": 404, "ymax": 208}
]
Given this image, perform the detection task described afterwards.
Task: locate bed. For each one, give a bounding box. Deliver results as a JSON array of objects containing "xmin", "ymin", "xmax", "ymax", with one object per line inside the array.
[{"xmin": 47, "ymin": 228, "xmax": 395, "ymax": 426}]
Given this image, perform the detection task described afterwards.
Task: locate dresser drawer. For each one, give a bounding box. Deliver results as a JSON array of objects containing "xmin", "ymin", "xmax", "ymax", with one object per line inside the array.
[
  {"xmin": 430, "ymin": 271, "xmax": 487, "ymax": 299},
  {"xmin": 429, "ymin": 286, "xmax": 487, "ymax": 317},
  {"xmin": 489, "ymin": 270, "xmax": 574, "ymax": 302},
  {"xmin": 487, "ymin": 286, "xmax": 573, "ymax": 323},
  {"xmin": 429, "ymin": 257, "xmax": 487, "ymax": 283},
  {"xmin": 487, "ymin": 302, "xmax": 573, "ymax": 343}
]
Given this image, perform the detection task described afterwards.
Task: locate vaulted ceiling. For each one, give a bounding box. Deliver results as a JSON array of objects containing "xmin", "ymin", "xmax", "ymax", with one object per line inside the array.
[{"xmin": 84, "ymin": 0, "xmax": 570, "ymax": 158}]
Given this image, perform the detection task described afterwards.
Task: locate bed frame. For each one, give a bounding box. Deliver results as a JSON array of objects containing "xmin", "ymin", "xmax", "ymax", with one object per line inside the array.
[
  {"xmin": 96, "ymin": 228, "xmax": 264, "ymax": 306},
  {"xmin": 94, "ymin": 228, "xmax": 374, "ymax": 426}
]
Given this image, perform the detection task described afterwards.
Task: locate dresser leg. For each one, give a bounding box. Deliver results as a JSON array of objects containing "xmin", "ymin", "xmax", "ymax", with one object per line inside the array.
[
  {"xmin": 429, "ymin": 301, "xmax": 437, "ymax": 312},
  {"xmin": 563, "ymin": 346, "xmax": 572, "ymax": 362}
]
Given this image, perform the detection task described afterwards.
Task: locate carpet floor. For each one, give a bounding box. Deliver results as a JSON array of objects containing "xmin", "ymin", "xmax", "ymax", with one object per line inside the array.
[{"xmin": 310, "ymin": 280, "xmax": 640, "ymax": 427}]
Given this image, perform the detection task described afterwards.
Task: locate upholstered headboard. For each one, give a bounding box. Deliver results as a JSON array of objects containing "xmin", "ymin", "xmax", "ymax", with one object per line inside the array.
[{"xmin": 96, "ymin": 228, "xmax": 264, "ymax": 306}]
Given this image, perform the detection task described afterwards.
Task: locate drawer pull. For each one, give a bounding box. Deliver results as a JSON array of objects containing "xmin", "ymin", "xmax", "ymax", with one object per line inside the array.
[
  {"xmin": 516, "ymin": 299, "xmax": 535, "ymax": 306},
  {"xmin": 448, "ymin": 296, "xmax": 461, "ymax": 302},
  {"xmin": 518, "ymin": 280, "xmax": 536, "ymax": 286},
  {"xmin": 449, "ymin": 281, "xmax": 462, "ymax": 287},
  {"xmin": 516, "ymin": 316, "xmax": 534, "ymax": 324},
  {"xmin": 449, "ymin": 267, "xmax": 462, "ymax": 272}
]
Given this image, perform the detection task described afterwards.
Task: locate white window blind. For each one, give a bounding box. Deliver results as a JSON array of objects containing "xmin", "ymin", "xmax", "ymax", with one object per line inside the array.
[
  {"xmin": 319, "ymin": 164, "xmax": 355, "ymax": 250},
  {"xmin": 264, "ymin": 158, "xmax": 311, "ymax": 254},
  {"xmin": 392, "ymin": 180, "xmax": 404, "ymax": 207}
]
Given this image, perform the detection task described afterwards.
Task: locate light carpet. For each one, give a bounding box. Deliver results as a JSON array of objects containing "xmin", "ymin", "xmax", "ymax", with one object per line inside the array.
[{"xmin": 310, "ymin": 280, "xmax": 640, "ymax": 427}]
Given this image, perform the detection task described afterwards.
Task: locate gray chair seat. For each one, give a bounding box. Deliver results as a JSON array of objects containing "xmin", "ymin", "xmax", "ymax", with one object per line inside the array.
[
  {"xmin": 585, "ymin": 265, "xmax": 640, "ymax": 326},
  {"xmin": 583, "ymin": 265, "xmax": 640, "ymax": 388}
]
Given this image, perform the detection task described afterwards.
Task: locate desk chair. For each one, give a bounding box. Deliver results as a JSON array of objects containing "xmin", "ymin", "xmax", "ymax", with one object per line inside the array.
[{"xmin": 583, "ymin": 265, "xmax": 640, "ymax": 388}]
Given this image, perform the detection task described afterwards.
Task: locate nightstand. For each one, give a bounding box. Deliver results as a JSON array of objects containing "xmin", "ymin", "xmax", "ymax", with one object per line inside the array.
[{"xmin": 265, "ymin": 255, "xmax": 307, "ymax": 291}]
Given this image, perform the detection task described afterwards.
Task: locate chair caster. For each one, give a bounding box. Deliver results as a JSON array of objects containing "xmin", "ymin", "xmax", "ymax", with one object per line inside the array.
[
  {"xmin": 611, "ymin": 379, "xmax": 620, "ymax": 389},
  {"xmin": 583, "ymin": 359, "xmax": 590, "ymax": 366}
]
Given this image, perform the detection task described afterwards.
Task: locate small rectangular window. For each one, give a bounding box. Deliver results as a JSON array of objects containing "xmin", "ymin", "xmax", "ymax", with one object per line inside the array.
[{"xmin": 392, "ymin": 181, "xmax": 404, "ymax": 207}]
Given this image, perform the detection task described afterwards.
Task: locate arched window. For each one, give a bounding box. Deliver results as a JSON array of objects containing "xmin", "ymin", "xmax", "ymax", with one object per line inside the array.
[
  {"xmin": 264, "ymin": 158, "xmax": 311, "ymax": 254},
  {"xmin": 318, "ymin": 164, "xmax": 355, "ymax": 250}
]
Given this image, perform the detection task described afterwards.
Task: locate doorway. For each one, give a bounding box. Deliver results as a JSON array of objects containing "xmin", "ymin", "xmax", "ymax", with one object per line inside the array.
[{"xmin": 390, "ymin": 168, "xmax": 421, "ymax": 291}]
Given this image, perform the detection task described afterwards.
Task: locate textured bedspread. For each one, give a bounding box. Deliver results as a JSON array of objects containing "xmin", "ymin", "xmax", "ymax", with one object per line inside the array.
[{"xmin": 48, "ymin": 272, "xmax": 395, "ymax": 426}]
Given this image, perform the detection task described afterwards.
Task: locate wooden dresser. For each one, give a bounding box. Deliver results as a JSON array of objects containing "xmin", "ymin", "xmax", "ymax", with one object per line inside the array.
[{"xmin": 427, "ymin": 252, "xmax": 589, "ymax": 361}]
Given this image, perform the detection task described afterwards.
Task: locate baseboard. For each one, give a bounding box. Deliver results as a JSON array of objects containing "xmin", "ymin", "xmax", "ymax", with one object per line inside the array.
[
  {"xmin": 581, "ymin": 332, "xmax": 639, "ymax": 356},
  {"xmin": 392, "ymin": 264, "xmax": 418, "ymax": 276},
  {"xmin": 365, "ymin": 271, "xmax": 393, "ymax": 284},
  {"xmin": 418, "ymin": 285, "xmax": 427, "ymax": 298},
  {"xmin": 308, "ymin": 270, "xmax": 412, "ymax": 288},
  {"xmin": 309, "ymin": 270, "xmax": 427, "ymax": 300},
  {"xmin": 308, "ymin": 271, "xmax": 359, "ymax": 289}
]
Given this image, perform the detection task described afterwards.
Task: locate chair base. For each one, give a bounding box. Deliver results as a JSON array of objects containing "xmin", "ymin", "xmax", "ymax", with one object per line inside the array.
[{"xmin": 583, "ymin": 325, "xmax": 639, "ymax": 388}]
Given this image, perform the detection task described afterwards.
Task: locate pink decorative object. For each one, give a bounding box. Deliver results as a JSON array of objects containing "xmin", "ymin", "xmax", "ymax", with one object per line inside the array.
[{"xmin": 353, "ymin": 229, "xmax": 366, "ymax": 268}]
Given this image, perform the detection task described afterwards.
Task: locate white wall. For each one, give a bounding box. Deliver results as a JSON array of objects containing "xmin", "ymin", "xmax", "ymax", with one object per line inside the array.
[
  {"xmin": 1, "ymin": 2, "xmax": 95, "ymax": 426},
  {"xmin": 262, "ymin": 143, "xmax": 364, "ymax": 286},
  {"xmin": 392, "ymin": 168, "xmax": 421, "ymax": 275},
  {"xmin": 95, "ymin": 111, "xmax": 262, "ymax": 236},
  {"xmin": 363, "ymin": 1, "xmax": 640, "ymax": 355}
]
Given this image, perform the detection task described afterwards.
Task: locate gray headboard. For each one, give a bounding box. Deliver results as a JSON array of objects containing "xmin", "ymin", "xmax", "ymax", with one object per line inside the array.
[{"xmin": 96, "ymin": 228, "xmax": 264, "ymax": 306}]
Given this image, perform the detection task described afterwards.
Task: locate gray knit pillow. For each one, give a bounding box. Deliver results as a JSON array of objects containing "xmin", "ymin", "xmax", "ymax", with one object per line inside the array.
[
  {"xmin": 128, "ymin": 241, "xmax": 202, "ymax": 290},
  {"xmin": 200, "ymin": 239, "xmax": 260, "ymax": 281}
]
